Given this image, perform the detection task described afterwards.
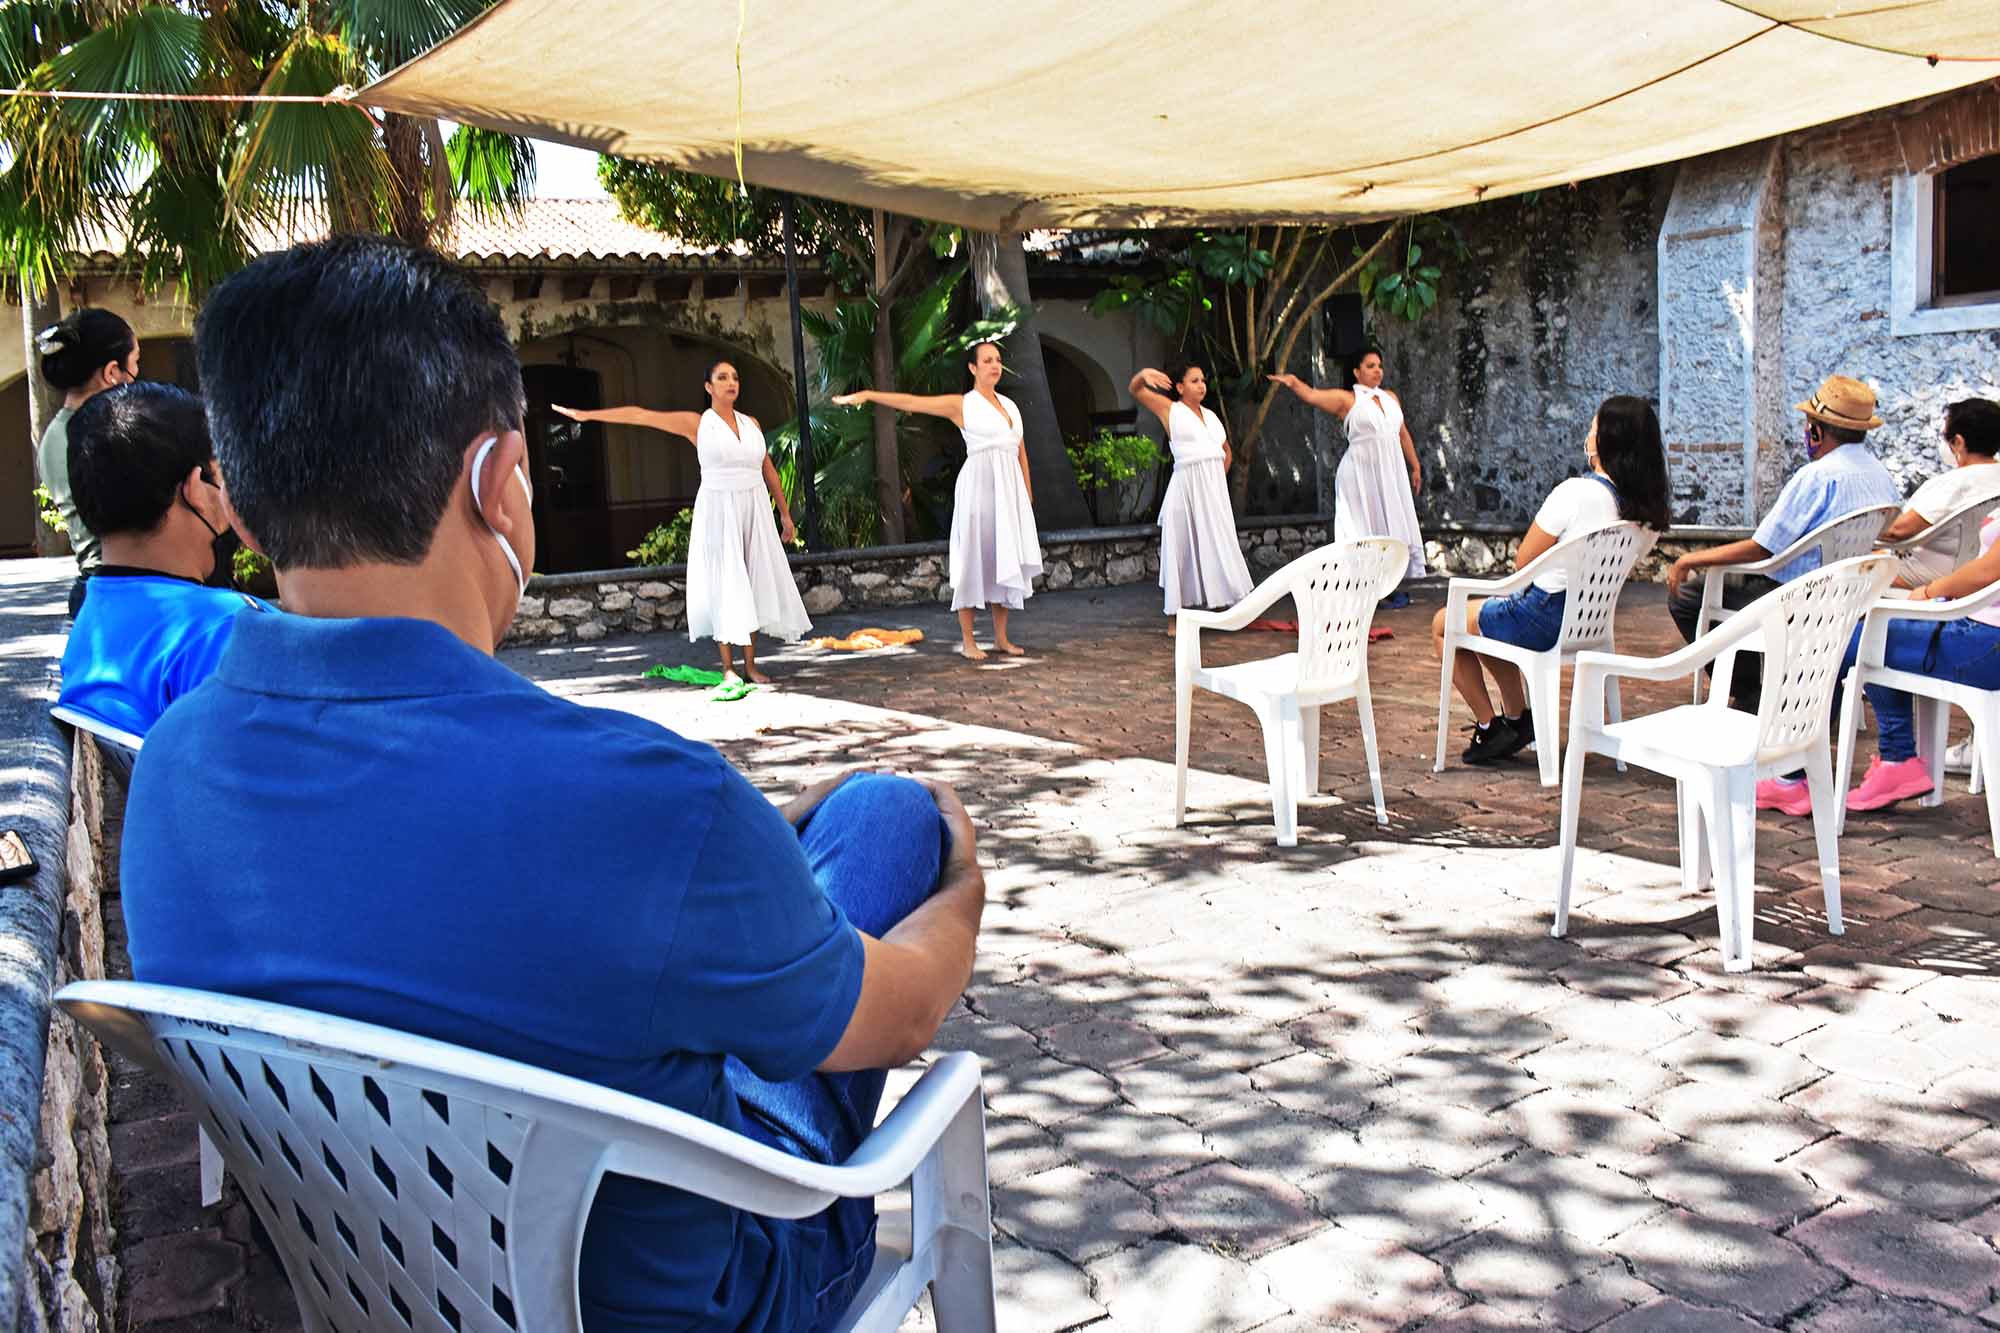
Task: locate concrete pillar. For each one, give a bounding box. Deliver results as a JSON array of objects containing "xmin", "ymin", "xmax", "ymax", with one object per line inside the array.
[{"xmin": 1657, "ymin": 140, "xmax": 1786, "ymax": 527}]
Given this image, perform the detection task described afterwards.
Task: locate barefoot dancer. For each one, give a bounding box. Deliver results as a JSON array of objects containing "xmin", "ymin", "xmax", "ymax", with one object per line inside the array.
[
  {"xmin": 555, "ymin": 360, "xmax": 808, "ymax": 683},
  {"xmin": 1131, "ymin": 362, "xmax": 1253, "ymax": 633},
  {"xmin": 1270, "ymin": 347, "xmax": 1426, "ymax": 607},
  {"xmin": 834, "ymin": 341, "xmax": 1042, "ymax": 659}
]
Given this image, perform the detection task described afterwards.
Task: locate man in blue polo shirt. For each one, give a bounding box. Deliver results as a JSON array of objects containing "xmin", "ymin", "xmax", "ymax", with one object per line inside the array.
[
  {"xmin": 120, "ymin": 236, "xmax": 987, "ymax": 1333},
  {"xmin": 56, "ymin": 380, "xmax": 269, "ymax": 743},
  {"xmin": 1664, "ymin": 372, "xmax": 1900, "ymax": 718}
]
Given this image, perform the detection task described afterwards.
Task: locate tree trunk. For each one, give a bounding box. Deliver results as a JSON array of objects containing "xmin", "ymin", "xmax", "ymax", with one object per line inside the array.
[
  {"xmin": 869, "ymin": 309, "xmax": 905, "ymax": 545},
  {"xmin": 22, "ymin": 278, "xmax": 64, "ymax": 555},
  {"xmin": 967, "ymin": 230, "xmax": 1089, "ymax": 529}
]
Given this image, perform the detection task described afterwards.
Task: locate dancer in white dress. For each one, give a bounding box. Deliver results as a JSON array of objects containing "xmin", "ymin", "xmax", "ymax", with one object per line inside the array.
[
  {"xmin": 833, "ymin": 340, "xmax": 1042, "ymax": 660},
  {"xmin": 1270, "ymin": 348, "xmax": 1427, "ymax": 606},
  {"xmin": 1130, "ymin": 362, "xmax": 1254, "ymax": 629},
  {"xmin": 553, "ymin": 360, "xmax": 808, "ymax": 683}
]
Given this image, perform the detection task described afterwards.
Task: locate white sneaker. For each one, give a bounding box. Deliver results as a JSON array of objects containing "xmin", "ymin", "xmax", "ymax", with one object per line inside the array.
[{"xmin": 1943, "ymin": 738, "xmax": 1974, "ymax": 774}]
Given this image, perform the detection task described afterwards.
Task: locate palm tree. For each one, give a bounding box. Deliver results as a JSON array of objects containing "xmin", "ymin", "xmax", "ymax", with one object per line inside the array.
[{"xmin": 0, "ymin": 1, "xmax": 533, "ymax": 300}]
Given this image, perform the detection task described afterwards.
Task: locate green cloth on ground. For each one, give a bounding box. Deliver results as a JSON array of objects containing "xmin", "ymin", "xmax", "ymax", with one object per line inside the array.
[
  {"xmin": 643, "ymin": 664, "xmax": 726, "ymax": 686},
  {"xmin": 709, "ymin": 681, "xmax": 757, "ymax": 702}
]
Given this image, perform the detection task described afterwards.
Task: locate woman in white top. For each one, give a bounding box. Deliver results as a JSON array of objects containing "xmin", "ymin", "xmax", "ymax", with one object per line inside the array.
[
  {"xmin": 554, "ymin": 360, "xmax": 808, "ymax": 683},
  {"xmin": 1877, "ymin": 398, "xmax": 2000, "ymax": 586},
  {"xmin": 833, "ymin": 341, "xmax": 1042, "ymax": 660},
  {"xmin": 1130, "ymin": 362, "xmax": 1254, "ymax": 628},
  {"xmin": 1269, "ymin": 348, "xmax": 1426, "ymax": 605},
  {"xmin": 1430, "ymin": 395, "xmax": 1670, "ymax": 765}
]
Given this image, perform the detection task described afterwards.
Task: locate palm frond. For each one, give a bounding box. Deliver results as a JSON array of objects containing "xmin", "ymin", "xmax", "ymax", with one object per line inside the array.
[
  {"xmin": 226, "ymin": 28, "xmax": 393, "ymax": 237},
  {"xmin": 0, "ymin": 3, "xmax": 85, "ymax": 86},
  {"xmin": 447, "ymin": 124, "xmax": 534, "ymax": 217},
  {"xmin": 43, "ymin": 5, "xmax": 210, "ymax": 152},
  {"xmin": 127, "ymin": 161, "xmax": 255, "ymax": 295},
  {"xmin": 325, "ymin": 0, "xmax": 489, "ymax": 73}
]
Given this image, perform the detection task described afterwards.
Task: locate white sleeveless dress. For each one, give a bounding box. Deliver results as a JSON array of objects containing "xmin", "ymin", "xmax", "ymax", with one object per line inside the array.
[
  {"xmin": 684, "ymin": 409, "xmax": 812, "ymax": 645},
  {"xmin": 949, "ymin": 391, "xmax": 1043, "ymax": 611},
  {"xmin": 1335, "ymin": 384, "xmax": 1427, "ymax": 581},
  {"xmin": 1159, "ymin": 402, "xmax": 1254, "ymax": 613}
]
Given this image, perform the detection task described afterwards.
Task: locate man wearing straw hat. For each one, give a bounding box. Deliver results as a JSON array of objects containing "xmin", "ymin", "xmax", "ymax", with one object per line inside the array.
[{"xmin": 1665, "ymin": 373, "xmax": 1900, "ymax": 726}]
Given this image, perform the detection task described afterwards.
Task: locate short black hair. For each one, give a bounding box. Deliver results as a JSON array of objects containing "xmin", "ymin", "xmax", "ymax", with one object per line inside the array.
[
  {"xmin": 1946, "ymin": 398, "xmax": 2000, "ymax": 457},
  {"xmin": 1815, "ymin": 421, "xmax": 1867, "ymax": 446},
  {"xmin": 194, "ymin": 235, "xmax": 524, "ymax": 569},
  {"xmin": 38, "ymin": 308, "xmax": 136, "ymax": 391},
  {"xmin": 1346, "ymin": 346, "xmax": 1384, "ymax": 387},
  {"xmin": 67, "ymin": 382, "xmax": 213, "ymax": 538}
]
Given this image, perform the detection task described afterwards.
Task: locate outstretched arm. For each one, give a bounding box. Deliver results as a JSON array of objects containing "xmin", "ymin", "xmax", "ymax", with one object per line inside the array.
[
  {"xmin": 762, "ymin": 455, "xmax": 796, "ymax": 545},
  {"xmin": 1128, "ymin": 367, "xmax": 1175, "ymax": 427},
  {"xmin": 1266, "ymin": 373, "xmax": 1355, "ymax": 419},
  {"xmin": 551, "ymin": 403, "xmax": 701, "ymax": 441},
  {"xmin": 831, "ymin": 388, "xmax": 965, "ymax": 428}
]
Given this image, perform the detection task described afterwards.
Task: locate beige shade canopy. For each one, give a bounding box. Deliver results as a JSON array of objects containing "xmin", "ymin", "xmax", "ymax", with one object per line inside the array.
[{"xmin": 360, "ymin": 1, "xmax": 2000, "ymax": 229}]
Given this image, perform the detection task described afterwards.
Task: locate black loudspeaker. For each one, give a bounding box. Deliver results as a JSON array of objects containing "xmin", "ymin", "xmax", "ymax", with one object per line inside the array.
[{"xmin": 1323, "ymin": 294, "xmax": 1366, "ymax": 359}]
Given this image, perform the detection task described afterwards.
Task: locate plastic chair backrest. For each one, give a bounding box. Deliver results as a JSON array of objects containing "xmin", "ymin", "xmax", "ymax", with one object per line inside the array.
[
  {"xmin": 1803, "ymin": 504, "xmax": 1899, "ymax": 570},
  {"xmin": 1909, "ymin": 494, "xmax": 1998, "ymax": 568},
  {"xmin": 1293, "ymin": 538, "xmax": 1407, "ymax": 692},
  {"xmin": 1550, "ymin": 521, "xmax": 1648, "ymax": 653},
  {"xmin": 1752, "ymin": 554, "xmax": 1898, "ymax": 759},
  {"xmin": 56, "ymin": 981, "xmax": 852, "ymax": 1333}
]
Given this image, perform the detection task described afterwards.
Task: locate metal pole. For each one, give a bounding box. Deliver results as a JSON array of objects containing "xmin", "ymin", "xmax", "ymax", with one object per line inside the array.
[{"xmin": 781, "ymin": 193, "xmax": 819, "ymax": 551}]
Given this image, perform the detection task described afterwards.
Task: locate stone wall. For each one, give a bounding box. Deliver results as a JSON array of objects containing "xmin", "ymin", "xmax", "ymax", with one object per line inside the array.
[
  {"xmin": 1423, "ymin": 526, "xmax": 1748, "ymax": 585},
  {"xmin": 505, "ymin": 518, "xmax": 1333, "ymax": 646},
  {"xmin": 2, "ymin": 701, "xmax": 115, "ymax": 1333}
]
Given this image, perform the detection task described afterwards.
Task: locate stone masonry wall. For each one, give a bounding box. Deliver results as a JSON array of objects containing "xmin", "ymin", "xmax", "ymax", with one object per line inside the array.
[{"xmin": 506, "ymin": 519, "xmax": 1332, "ymax": 646}]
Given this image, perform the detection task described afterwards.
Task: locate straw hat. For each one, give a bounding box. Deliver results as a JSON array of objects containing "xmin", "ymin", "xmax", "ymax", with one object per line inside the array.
[{"xmin": 1796, "ymin": 374, "xmax": 1884, "ymax": 431}]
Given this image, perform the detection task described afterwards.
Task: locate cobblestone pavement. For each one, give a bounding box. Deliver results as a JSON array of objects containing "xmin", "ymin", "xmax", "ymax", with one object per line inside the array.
[{"xmin": 110, "ymin": 579, "xmax": 2000, "ymax": 1331}]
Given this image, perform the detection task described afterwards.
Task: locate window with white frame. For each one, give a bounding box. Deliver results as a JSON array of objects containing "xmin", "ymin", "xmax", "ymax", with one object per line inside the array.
[{"xmin": 1892, "ymin": 150, "xmax": 2000, "ymax": 337}]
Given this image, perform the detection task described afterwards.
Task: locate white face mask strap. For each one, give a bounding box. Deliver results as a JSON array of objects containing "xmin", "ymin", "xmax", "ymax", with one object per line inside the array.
[{"xmin": 470, "ymin": 435, "xmax": 530, "ymax": 597}]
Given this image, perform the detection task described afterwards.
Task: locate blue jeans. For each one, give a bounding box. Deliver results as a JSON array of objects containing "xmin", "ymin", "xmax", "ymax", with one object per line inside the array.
[
  {"xmin": 725, "ymin": 775, "xmax": 951, "ymax": 1332},
  {"xmin": 1840, "ymin": 618, "xmax": 2000, "ymax": 763}
]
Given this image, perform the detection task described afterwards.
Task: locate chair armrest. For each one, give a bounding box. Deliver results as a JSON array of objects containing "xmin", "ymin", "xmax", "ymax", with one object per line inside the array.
[
  {"xmin": 1572, "ymin": 608, "xmax": 1771, "ymax": 687},
  {"xmin": 831, "ymin": 1052, "xmax": 985, "ymax": 1197},
  {"xmin": 1178, "ymin": 566, "xmax": 1294, "ymax": 633},
  {"xmin": 1863, "ymin": 581, "xmax": 2000, "ymax": 623}
]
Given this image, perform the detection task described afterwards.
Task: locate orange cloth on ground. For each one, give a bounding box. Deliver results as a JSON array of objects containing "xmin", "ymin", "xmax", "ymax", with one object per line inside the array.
[{"xmin": 808, "ymin": 627, "xmax": 927, "ymax": 651}]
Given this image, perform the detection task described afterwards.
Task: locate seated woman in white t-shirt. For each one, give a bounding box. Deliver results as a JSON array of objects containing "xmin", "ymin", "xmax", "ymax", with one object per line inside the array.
[
  {"xmin": 1431, "ymin": 395, "xmax": 1671, "ymax": 766},
  {"xmin": 1878, "ymin": 398, "xmax": 2000, "ymax": 586}
]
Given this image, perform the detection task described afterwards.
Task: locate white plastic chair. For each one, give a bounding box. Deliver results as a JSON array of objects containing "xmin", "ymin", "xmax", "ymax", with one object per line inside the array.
[
  {"xmin": 1881, "ymin": 491, "xmax": 2000, "ymax": 577},
  {"xmin": 1554, "ymin": 554, "xmax": 1898, "ymax": 971},
  {"xmin": 1173, "ymin": 538, "xmax": 1406, "ymax": 847},
  {"xmin": 56, "ymin": 980, "xmax": 996, "ymax": 1333},
  {"xmin": 1835, "ymin": 580, "xmax": 2000, "ymax": 858},
  {"xmin": 1433, "ymin": 521, "xmax": 1651, "ymax": 787},
  {"xmin": 49, "ymin": 703, "xmax": 144, "ymax": 755},
  {"xmin": 1690, "ymin": 503, "xmax": 1898, "ymax": 702}
]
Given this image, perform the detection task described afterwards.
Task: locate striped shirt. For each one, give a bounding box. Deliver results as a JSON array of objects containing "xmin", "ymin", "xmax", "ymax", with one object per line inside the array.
[{"xmin": 1752, "ymin": 443, "xmax": 1900, "ymax": 582}]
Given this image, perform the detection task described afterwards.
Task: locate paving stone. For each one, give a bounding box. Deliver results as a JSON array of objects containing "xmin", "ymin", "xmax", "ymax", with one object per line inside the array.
[
  {"xmin": 1935, "ymin": 1067, "xmax": 2000, "ymax": 1123},
  {"xmin": 1109, "ymin": 1048, "xmax": 1270, "ymax": 1123},
  {"xmin": 1287, "ymin": 1009, "xmax": 1432, "ymax": 1068},
  {"xmin": 983, "ymin": 1056, "xmax": 1122, "ymax": 1126},
  {"xmin": 992, "ymin": 1165, "xmax": 1158, "ymax": 1262},
  {"xmin": 1349, "ymin": 1096, "xmax": 1525, "ymax": 1179},
  {"xmin": 984, "ymin": 1114, "xmax": 1070, "ymax": 1185},
  {"xmin": 1628, "ymin": 1140, "xmax": 1833, "ymax": 1228},
  {"xmin": 1554, "ymin": 957, "xmax": 1695, "ymax": 1005},
  {"xmin": 108, "ymin": 1113, "xmax": 202, "ymax": 1174},
  {"xmin": 1424, "ymin": 964, "xmax": 1570, "ymax": 1017},
  {"xmin": 1405, "ymin": 1007, "xmax": 1562, "ymax": 1060},
  {"xmin": 124, "ymin": 1230, "xmax": 244, "ymax": 1321},
  {"xmin": 1613, "ymin": 1207, "xmax": 1838, "ymax": 1321},
  {"xmin": 1056, "ymin": 1102, "xmax": 1221, "ymax": 1186},
  {"xmin": 1640, "ymin": 1082, "xmax": 1831, "ymax": 1160},
  {"xmin": 1498, "ymin": 1090, "xmax": 1680, "ymax": 1170},
  {"xmin": 1248, "ymin": 1051, "xmax": 1394, "ymax": 1125},
  {"xmin": 1657, "ymin": 985, "xmax": 1830, "ymax": 1046},
  {"xmin": 1792, "ymin": 1285, "xmax": 1991, "ymax": 1333},
  {"xmin": 1538, "ymin": 994, "xmax": 1693, "ymax": 1052},
  {"xmin": 1914, "ymin": 976, "xmax": 2000, "ymax": 1026},
  {"xmin": 1792, "ymin": 1136, "xmax": 2000, "ymax": 1219},
  {"xmin": 1791, "ymin": 1201, "xmax": 2000, "ymax": 1314},
  {"xmin": 1252, "ymin": 1225, "xmax": 1465, "ymax": 1329},
  {"xmin": 1520, "ymin": 1040, "xmax": 1684, "ymax": 1102},
  {"xmin": 1038, "ymin": 1015, "xmax": 1171, "ymax": 1072},
  {"xmin": 1087, "ymin": 1238, "xmax": 1287, "ymax": 1331},
  {"xmin": 1469, "ymin": 1148, "xmax": 1664, "ymax": 1244},
  {"xmin": 1376, "ymin": 1049, "xmax": 1542, "ymax": 1115},
  {"xmin": 1787, "ymin": 983, "xmax": 1951, "ymax": 1036},
  {"xmin": 1431, "ymin": 1227, "xmax": 1626, "ymax": 1309},
  {"xmin": 1654, "ymin": 1030, "xmax": 1828, "ymax": 1099},
  {"xmin": 1799, "ymin": 949, "xmax": 1939, "ymax": 993},
  {"xmin": 1162, "ymin": 1007, "xmax": 1309, "ymax": 1071},
  {"xmin": 1947, "ymin": 1127, "xmax": 2000, "ymax": 1178},
  {"xmin": 1198, "ymin": 1104, "xmax": 1365, "ymax": 1187},
  {"xmin": 1597, "ymin": 1296, "xmax": 1770, "ymax": 1331},
  {"xmin": 1787, "ymin": 1026, "xmax": 1962, "ymax": 1091},
  {"xmin": 1301, "ymin": 1165, "xmax": 1496, "ymax": 1252},
  {"xmin": 985, "ymin": 1239, "xmax": 1106, "ymax": 1333},
  {"xmin": 1786, "ymin": 1074, "xmax": 1984, "ymax": 1150},
  {"xmin": 1150, "ymin": 1162, "xmax": 1323, "ymax": 1258}
]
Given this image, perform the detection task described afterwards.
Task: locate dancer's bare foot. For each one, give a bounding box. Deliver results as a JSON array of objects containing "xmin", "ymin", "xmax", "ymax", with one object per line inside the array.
[
  {"xmin": 744, "ymin": 666, "xmax": 772, "ymax": 685},
  {"xmin": 1166, "ymin": 619, "xmax": 1179, "ymax": 637},
  {"xmin": 958, "ymin": 641, "xmax": 988, "ymax": 661},
  {"xmin": 995, "ymin": 640, "xmax": 1026, "ymax": 656},
  {"xmin": 721, "ymin": 668, "xmax": 744, "ymax": 686}
]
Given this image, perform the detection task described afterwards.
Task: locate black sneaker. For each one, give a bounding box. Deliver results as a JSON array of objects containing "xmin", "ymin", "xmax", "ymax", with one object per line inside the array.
[
  {"xmin": 1502, "ymin": 710, "xmax": 1535, "ymax": 759},
  {"xmin": 1461, "ymin": 716, "xmax": 1520, "ymax": 765}
]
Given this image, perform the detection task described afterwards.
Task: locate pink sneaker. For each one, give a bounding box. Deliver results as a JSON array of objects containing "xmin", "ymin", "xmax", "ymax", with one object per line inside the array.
[
  {"xmin": 1845, "ymin": 755, "xmax": 1934, "ymax": 812},
  {"xmin": 1755, "ymin": 777, "xmax": 1812, "ymax": 816}
]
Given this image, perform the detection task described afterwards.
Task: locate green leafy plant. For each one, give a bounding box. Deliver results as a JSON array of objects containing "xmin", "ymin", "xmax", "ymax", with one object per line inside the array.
[
  {"xmin": 33, "ymin": 483, "xmax": 65, "ymax": 535},
  {"xmin": 1356, "ymin": 216, "xmax": 1468, "ymax": 324},
  {"xmin": 1065, "ymin": 429, "xmax": 1161, "ymax": 527},
  {"xmin": 232, "ymin": 545, "xmax": 271, "ymax": 589},
  {"xmin": 628, "ymin": 507, "xmax": 694, "ymax": 567}
]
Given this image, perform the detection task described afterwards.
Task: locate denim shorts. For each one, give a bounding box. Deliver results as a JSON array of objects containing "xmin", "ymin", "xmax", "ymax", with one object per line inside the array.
[{"xmin": 1477, "ymin": 584, "xmax": 1567, "ymax": 652}]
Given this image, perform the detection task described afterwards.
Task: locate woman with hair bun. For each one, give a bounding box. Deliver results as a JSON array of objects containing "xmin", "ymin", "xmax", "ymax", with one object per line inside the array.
[
  {"xmin": 555, "ymin": 358, "xmax": 809, "ymax": 684},
  {"xmin": 1129, "ymin": 360, "xmax": 1253, "ymax": 630},
  {"xmin": 36, "ymin": 308, "xmax": 140, "ymax": 612},
  {"xmin": 1269, "ymin": 347, "xmax": 1426, "ymax": 608}
]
